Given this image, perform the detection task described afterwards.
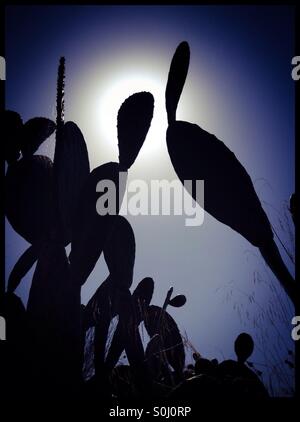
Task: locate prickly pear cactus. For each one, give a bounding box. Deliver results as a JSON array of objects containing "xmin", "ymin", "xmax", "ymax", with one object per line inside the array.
[
  {"xmin": 144, "ymin": 305, "xmax": 185, "ymax": 375},
  {"xmin": 2, "ymin": 110, "xmax": 23, "ymax": 164},
  {"xmin": 69, "ymin": 162, "xmax": 126, "ymax": 287},
  {"xmin": 117, "ymin": 92, "xmax": 154, "ymax": 170},
  {"xmin": 5, "ymin": 155, "xmax": 57, "ymax": 244},
  {"xmin": 103, "ymin": 215, "xmax": 136, "ymax": 290},
  {"xmin": 54, "ymin": 121, "xmax": 90, "ymax": 244}
]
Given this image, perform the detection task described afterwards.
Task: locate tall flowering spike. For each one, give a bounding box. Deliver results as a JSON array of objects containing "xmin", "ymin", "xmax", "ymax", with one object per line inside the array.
[
  {"xmin": 56, "ymin": 56, "xmax": 65, "ymax": 130},
  {"xmin": 117, "ymin": 91, "xmax": 154, "ymax": 170}
]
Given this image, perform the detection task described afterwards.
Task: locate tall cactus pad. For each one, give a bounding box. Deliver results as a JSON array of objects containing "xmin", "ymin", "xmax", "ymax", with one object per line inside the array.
[
  {"xmin": 70, "ymin": 162, "xmax": 126, "ymax": 286},
  {"xmin": 103, "ymin": 216, "xmax": 135, "ymax": 290},
  {"xmin": 54, "ymin": 121, "xmax": 90, "ymax": 243},
  {"xmin": 104, "ymin": 277, "xmax": 154, "ymax": 371},
  {"xmin": 2, "ymin": 110, "xmax": 56, "ymax": 162},
  {"xmin": 117, "ymin": 92, "xmax": 154, "ymax": 170}
]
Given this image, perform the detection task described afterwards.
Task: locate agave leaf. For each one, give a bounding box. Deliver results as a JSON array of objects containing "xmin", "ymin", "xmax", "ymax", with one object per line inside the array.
[
  {"xmin": 70, "ymin": 162, "xmax": 127, "ymax": 286},
  {"xmin": 168, "ymin": 294, "xmax": 186, "ymax": 308},
  {"xmin": 21, "ymin": 118, "xmax": 56, "ymax": 157},
  {"xmin": 2, "ymin": 110, "xmax": 23, "ymax": 164},
  {"xmin": 54, "ymin": 121, "xmax": 90, "ymax": 243},
  {"xmin": 165, "ymin": 41, "xmax": 190, "ymax": 124},
  {"xmin": 7, "ymin": 246, "xmax": 37, "ymax": 293},
  {"xmin": 5, "ymin": 155, "xmax": 57, "ymax": 244},
  {"xmin": 117, "ymin": 91, "xmax": 154, "ymax": 170}
]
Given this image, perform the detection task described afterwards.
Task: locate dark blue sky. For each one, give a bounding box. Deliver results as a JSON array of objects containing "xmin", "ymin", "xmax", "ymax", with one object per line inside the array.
[{"xmin": 5, "ymin": 5, "xmax": 296, "ymax": 395}]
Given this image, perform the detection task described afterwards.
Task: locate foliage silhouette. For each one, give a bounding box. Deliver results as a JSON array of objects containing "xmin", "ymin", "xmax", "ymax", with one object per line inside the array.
[
  {"xmin": 2, "ymin": 109, "xmax": 55, "ymax": 164},
  {"xmin": 6, "ymin": 155, "xmax": 57, "ymax": 245},
  {"xmin": 3, "ymin": 44, "xmax": 294, "ymax": 401},
  {"xmin": 54, "ymin": 121, "xmax": 90, "ymax": 244},
  {"xmin": 234, "ymin": 332, "xmax": 254, "ymax": 364},
  {"xmin": 117, "ymin": 91, "xmax": 154, "ymax": 170},
  {"xmin": 165, "ymin": 41, "xmax": 298, "ymax": 305}
]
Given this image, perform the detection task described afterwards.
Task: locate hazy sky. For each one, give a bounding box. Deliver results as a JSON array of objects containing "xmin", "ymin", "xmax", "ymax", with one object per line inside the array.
[{"xmin": 5, "ymin": 5, "xmax": 295, "ymax": 395}]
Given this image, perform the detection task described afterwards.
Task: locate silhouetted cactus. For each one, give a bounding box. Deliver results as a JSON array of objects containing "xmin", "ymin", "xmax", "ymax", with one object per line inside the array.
[
  {"xmin": 132, "ymin": 276, "xmax": 154, "ymax": 318},
  {"xmin": 6, "ymin": 155, "xmax": 57, "ymax": 244},
  {"xmin": 54, "ymin": 121, "xmax": 90, "ymax": 243},
  {"xmin": 0, "ymin": 292, "xmax": 29, "ymax": 398},
  {"xmin": 216, "ymin": 332, "xmax": 268, "ymax": 398},
  {"xmin": 26, "ymin": 242, "xmax": 80, "ymax": 395},
  {"xmin": 3, "ymin": 41, "xmax": 294, "ymax": 400},
  {"xmin": 21, "ymin": 118, "xmax": 56, "ymax": 157},
  {"xmin": 165, "ymin": 41, "xmax": 298, "ymax": 304},
  {"xmin": 162, "ymin": 287, "xmax": 186, "ymax": 309},
  {"xmin": 7, "ymin": 246, "xmax": 37, "ymax": 294},
  {"xmin": 165, "ymin": 41, "xmax": 189, "ymax": 125},
  {"xmin": 56, "ymin": 56, "xmax": 65, "ymax": 130},
  {"xmin": 52, "ymin": 57, "xmax": 90, "ymax": 244},
  {"xmin": 168, "ymin": 294, "xmax": 187, "ymax": 308},
  {"xmin": 144, "ymin": 304, "xmax": 185, "ymax": 375},
  {"xmin": 69, "ymin": 163, "xmax": 124, "ymax": 287},
  {"xmin": 194, "ymin": 358, "xmax": 217, "ymax": 376},
  {"xmin": 289, "ymin": 193, "xmax": 295, "ymax": 224},
  {"xmin": 145, "ymin": 333, "xmax": 166, "ymax": 379},
  {"xmin": 2, "ymin": 110, "xmax": 23, "ymax": 163},
  {"xmin": 117, "ymin": 92, "xmax": 154, "ymax": 170},
  {"xmin": 2, "ymin": 110, "xmax": 56, "ymax": 164},
  {"xmin": 234, "ymin": 332, "xmax": 254, "ymax": 364},
  {"xmin": 70, "ymin": 90, "xmax": 154, "ymax": 286}
]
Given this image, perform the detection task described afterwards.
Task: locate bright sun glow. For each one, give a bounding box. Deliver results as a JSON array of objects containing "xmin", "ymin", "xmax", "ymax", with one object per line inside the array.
[{"xmin": 93, "ymin": 73, "xmax": 168, "ymax": 159}]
